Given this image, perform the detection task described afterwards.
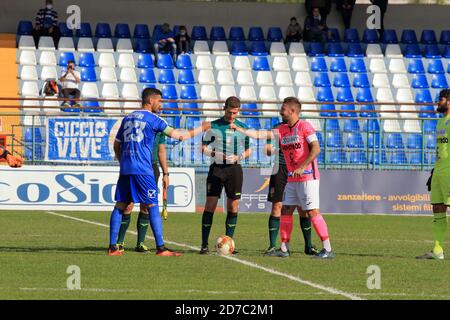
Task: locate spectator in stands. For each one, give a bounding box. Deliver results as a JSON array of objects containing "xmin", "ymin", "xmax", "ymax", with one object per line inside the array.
[
  {"xmin": 42, "ymin": 79, "xmax": 60, "ymax": 97},
  {"xmin": 174, "ymin": 26, "xmax": 191, "ymax": 57},
  {"xmin": 153, "ymin": 23, "xmax": 177, "ymax": 63},
  {"xmin": 33, "ymin": 0, "xmax": 59, "ymax": 45},
  {"xmin": 59, "ymin": 60, "xmax": 81, "ymax": 107},
  {"xmin": 285, "ymin": 17, "xmax": 302, "ymax": 43},
  {"xmin": 304, "ymin": 7, "xmax": 329, "ymax": 43},
  {"xmin": 336, "ymin": 0, "xmax": 356, "ymax": 30},
  {"xmin": 370, "ymin": 0, "xmax": 388, "ymax": 37},
  {"xmin": 305, "ymin": 0, "xmax": 332, "ymax": 24}
]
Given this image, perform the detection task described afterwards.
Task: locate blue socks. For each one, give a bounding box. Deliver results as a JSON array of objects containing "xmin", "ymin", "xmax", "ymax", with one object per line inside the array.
[
  {"xmin": 149, "ymin": 205, "xmax": 164, "ymax": 247},
  {"xmin": 109, "ymin": 207, "xmax": 123, "ymax": 246}
]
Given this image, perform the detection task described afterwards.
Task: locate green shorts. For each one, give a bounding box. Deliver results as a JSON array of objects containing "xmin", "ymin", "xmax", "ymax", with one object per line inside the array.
[{"xmin": 431, "ymin": 174, "xmax": 450, "ymax": 205}]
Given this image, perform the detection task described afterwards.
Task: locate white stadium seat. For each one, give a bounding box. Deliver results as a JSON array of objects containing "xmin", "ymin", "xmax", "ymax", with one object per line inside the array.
[
  {"xmin": 38, "ymin": 51, "xmax": 56, "ymax": 66},
  {"xmin": 212, "ymin": 41, "xmax": 229, "ymax": 56},
  {"xmin": 193, "ymin": 41, "xmax": 210, "ymax": 54},
  {"xmin": 200, "ymin": 85, "xmax": 221, "ymax": 117},
  {"xmin": 297, "ymin": 86, "xmax": 316, "ymax": 101},
  {"xmin": 18, "ymin": 50, "xmax": 37, "ymax": 65},
  {"xmin": 118, "ymin": 53, "xmax": 135, "ymax": 68},
  {"xmin": 372, "ymin": 73, "xmax": 390, "ymax": 88},
  {"xmin": 214, "ymin": 55, "xmax": 232, "ymax": 70},
  {"xmin": 119, "ymin": 67, "xmax": 137, "ymax": 82},
  {"xmin": 272, "ymin": 56, "xmax": 290, "ymax": 71},
  {"xmin": 275, "ymin": 71, "xmax": 293, "ymax": 86},
  {"xmin": 270, "ymin": 42, "xmax": 287, "ymax": 56},
  {"xmin": 96, "ymin": 38, "xmax": 114, "ymax": 52},
  {"xmin": 116, "ymin": 38, "xmax": 134, "ymax": 53},
  {"xmin": 388, "ymin": 58, "xmax": 407, "ymax": 73},
  {"xmin": 259, "ymin": 86, "xmax": 278, "ymax": 116},
  {"xmin": 291, "ymin": 56, "xmax": 310, "ymax": 71},
  {"xmin": 216, "ymin": 70, "xmax": 235, "ymax": 85},
  {"xmin": 239, "ymin": 85, "xmax": 257, "ymax": 101},
  {"xmin": 385, "ymin": 44, "xmax": 403, "ymax": 58},
  {"xmin": 58, "ymin": 37, "xmax": 75, "ymax": 51},
  {"xmin": 197, "ymin": 69, "xmax": 216, "ymax": 85},
  {"xmin": 366, "ymin": 44, "xmax": 383, "ymax": 58},
  {"xmin": 395, "ymin": 88, "xmax": 414, "ymax": 102},
  {"xmin": 38, "ymin": 36, "xmax": 55, "ymax": 51},
  {"xmin": 81, "ymin": 82, "xmax": 99, "ymax": 98},
  {"xmin": 42, "ymin": 97, "xmax": 61, "ymax": 112},
  {"xmin": 369, "ymin": 58, "xmax": 387, "ymax": 73},
  {"xmin": 104, "ymin": 101, "xmax": 122, "ymax": 114},
  {"xmin": 219, "ymin": 85, "xmax": 237, "ymax": 100},
  {"xmin": 100, "ymin": 67, "xmax": 118, "ymax": 82},
  {"xmin": 195, "ymin": 55, "xmax": 213, "ymax": 70},
  {"xmin": 121, "ymin": 83, "xmax": 139, "ymax": 98},
  {"xmin": 236, "ymin": 70, "xmax": 254, "ymax": 85},
  {"xmin": 233, "ymin": 56, "xmax": 251, "ymax": 70},
  {"xmin": 20, "ymin": 81, "xmax": 39, "ymax": 96},
  {"xmin": 77, "ymin": 38, "xmax": 95, "ymax": 52},
  {"xmin": 101, "ymin": 83, "xmax": 119, "ymax": 98},
  {"xmin": 294, "ymin": 72, "xmax": 313, "ymax": 86},
  {"xmin": 98, "ymin": 53, "xmax": 116, "ymax": 67},
  {"xmin": 40, "ymin": 66, "xmax": 58, "ymax": 80},
  {"xmin": 288, "ymin": 42, "xmax": 306, "ymax": 56},
  {"xmin": 20, "ymin": 66, "xmax": 38, "ymax": 80},
  {"xmin": 277, "ymin": 86, "xmax": 295, "ymax": 100},
  {"xmin": 392, "ymin": 73, "xmax": 410, "ymax": 88},
  {"xmin": 376, "ymin": 88, "xmax": 394, "ymax": 102},
  {"xmin": 18, "ymin": 36, "xmax": 36, "ymax": 50},
  {"xmin": 256, "ymin": 71, "xmax": 274, "ymax": 86}
]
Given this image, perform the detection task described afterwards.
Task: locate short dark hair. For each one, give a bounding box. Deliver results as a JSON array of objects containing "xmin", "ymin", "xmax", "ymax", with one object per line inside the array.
[
  {"xmin": 283, "ymin": 97, "xmax": 301, "ymax": 110},
  {"xmin": 179, "ymin": 25, "xmax": 187, "ymax": 31},
  {"xmin": 142, "ymin": 88, "xmax": 162, "ymax": 105},
  {"xmin": 224, "ymin": 96, "xmax": 241, "ymax": 109},
  {"xmin": 67, "ymin": 60, "xmax": 75, "ymax": 65},
  {"xmin": 290, "ymin": 17, "xmax": 297, "ymax": 21},
  {"xmin": 439, "ymin": 89, "xmax": 450, "ymax": 100}
]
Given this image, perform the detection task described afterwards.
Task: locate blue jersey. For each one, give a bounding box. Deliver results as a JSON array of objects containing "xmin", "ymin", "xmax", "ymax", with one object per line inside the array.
[{"xmin": 115, "ymin": 110, "xmax": 169, "ymax": 175}]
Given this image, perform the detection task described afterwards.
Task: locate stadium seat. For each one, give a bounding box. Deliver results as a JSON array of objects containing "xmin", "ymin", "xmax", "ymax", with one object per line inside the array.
[
  {"xmin": 19, "ymin": 50, "xmax": 36, "ymax": 66},
  {"xmin": 349, "ymin": 151, "xmax": 367, "ymax": 164},
  {"xmin": 333, "ymin": 73, "xmax": 350, "ymax": 87},
  {"xmin": 231, "ymin": 41, "xmax": 248, "ymax": 55},
  {"xmin": 336, "ymin": 87, "xmax": 354, "ymax": 102},
  {"xmin": 20, "ymin": 66, "xmax": 38, "ymax": 80},
  {"xmin": 314, "ymin": 72, "xmax": 331, "ymax": 87},
  {"xmin": 256, "ymin": 71, "xmax": 274, "ymax": 85},
  {"xmin": 401, "ymin": 29, "xmax": 418, "ymax": 44},
  {"xmin": 192, "ymin": 26, "xmax": 208, "ymax": 41},
  {"xmin": 426, "ymin": 134, "xmax": 436, "ymax": 149},
  {"xmin": 349, "ymin": 58, "xmax": 366, "ymax": 73},
  {"xmin": 119, "ymin": 67, "xmax": 137, "ymax": 82},
  {"xmin": 278, "ymin": 86, "xmax": 295, "ymax": 100},
  {"xmin": 57, "ymin": 22, "xmax": 74, "ymax": 37},
  {"xmin": 444, "ymin": 45, "xmax": 450, "ymax": 59},
  {"xmin": 329, "ymin": 57, "xmax": 347, "ymax": 72},
  {"xmin": 236, "ymin": 70, "xmax": 254, "ymax": 85},
  {"xmin": 116, "ymin": 38, "xmax": 133, "ymax": 53},
  {"xmin": 291, "ymin": 56, "xmax": 309, "ymax": 71},
  {"xmin": 198, "ymin": 70, "xmax": 215, "ymax": 85},
  {"xmin": 210, "ymin": 26, "xmax": 227, "ymax": 41},
  {"xmin": 353, "ymin": 73, "xmax": 370, "ymax": 88},
  {"xmin": 366, "ymin": 44, "xmax": 383, "ymax": 58},
  {"xmin": 81, "ymin": 82, "xmax": 99, "ymax": 98},
  {"xmin": 96, "ymin": 38, "xmax": 114, "ymax": 52},
  {"xmin": 272, "ymin": 56, "xmax": 290, "ymax": 71},
  {"xmin": 407, "ymin": 59, "xmax": 425, "ymax": 73},
  {"xmin": 252, "ymin": 56, "xmax": 270, "ymax": 71},
  {"xmin": 390, "ymin": 150, "xmax": 408, "ymax": 164},
  {"xmin": 133, "ymin": 24, "xmax": 150, "ymax": 39},
  {"xmin": 101, "ymin": 83, "xmax": 119, "ymax": 98},
  {"xmin": 369, "ymin": 58, "xmax": 387, "ymax": 73},
  {"xmin": 134, "ymin": 38, "xmax": 152, "ymax": 53},
  {"xmin": 344, "ymin": 28, "xmax": 360, "ymax": 43},
  {"xmin": 40, "ymin": 66, "xmax": 57, "ymax": 80},
  {"xmin": 18, "ymin": 35, "xmax": 35, "ymax": 49},
  {"xmin": 288, "ymin": 42, "xmax": 306, "ymax": 56},
  {"xmin": 307, "ymin": 42, "xmax": 325, "ymax": 56},
  {"xmin": 415, "ymin": 89, "xmax": 433, "ymax": 103},
  {"xmin": 195, "ymin": 55, "xmax": 213, "ymax": 70},
  {"xmin": 214, "ymin": 55, "xmax": 232, "ymax": 70},
  {"xmin": 409, "ymin": 151, "xmax": 426, "ymax": 165},
  {"xmin": 121, "ymin": 83, "xmax": 139, "ymax": 98},
  {"xmin": 175, "ymin": 54, "xmax": 193, "ymax": 70},
  {"xmin": 118, "ymin": 53, "xmax": 135, "ymax": 68},
  {"xmin": 156, "ymin": 54, "xmax": 174, "ymax": 69},
  {"xmin": 77, "ymin": 37, "xmax": 95, "ymax": 52},
  {"xmin": 385, "ymin": 44, "xmax": 403, "ymax": 58},
  {"xmin": 396, "ymin": 88, "xmax": 414, "ymax": 102},
  {"xmin": 38, "ymin": 51, "xmax": 56, "ymax": 66},
  {"xmin": 161, "ymin": 85, "xmax": 178, "ymax": 99},
  {"xmin": 275, "ymin": 72, "xmax": 293, "ymax": 86},
  {"xmin": 388, "ymin": 58, "xmax": 407, "ymax": 73},
  {"xmin": 114, "ymin": 23, "xmax": 131, "ymax": 38},
  {"xmin": 369, "ymin": 150, "xmax": 388, "ymax": 165},
  {"xmin": 193, "ymin": 40, "xmax": 210, "ymax": 54},
  {"xmin": 381, "ymin": 29, "xmax": 398, "ymax": 44},
  {"xmin": 99, "ymin": 67, "xmax": 117, "ymax": 82},
  {"xmin": 297, "ymin": 86, "xmax": 315, "ymax": 101},
  {"xmin": 392, "ymin": 74, "xmax": 410, "ymax": 88},
  {"xmin": 251, "ymin": 42, "xmax": 268, "ymax": 56},
  {"xmin": 180, "ymin": 85, "xmax": 198, "ymax": 99},
  {"xmin": 425, "ymin": 45, "xmax": 441, "ymax": 58},
  {"xmin": 328, "ymin": 28, "xmax": 341, "ymax": 42},
  {"xmin": 269, "ymin": 42, "xmax": 287, "ymax": 56},
  {"xmin": 217, "ymin": 70, "xmax": 235, "ymax": 85},
  {"xmin": 411, "ymin": 74, "xmax": 429, "ymax": 88},
  {"xmin": 326, "ymin": 131, "xmax": 343, "ymax": 147},
  {"xmin": 440, "ymin": 30, "xmax": 450, "ymax": 45},
  {"xmin": 58, "ymin": 37, "xmax": 75, "ymax": 51},
  {"xmin": 137, "ymin": 53, "xmax": 154, "ymax": 68},
  {"xmin": 424, "ymin": 120, "xmax": 437, "ymax": 133},
  {"xmin": 407, "ymin": 134, "xmax": 423, "ymax": 149},
  {"xmin": 19, "ymin": 82, "xmax": 38, "ymax": 97},
  {"xmin": 328, "ymin": 150, "xmax": 347, "ymax": 164},
  {"xmin": 176, "ymin": 69, "xmax": 195, "ymax": 84},
  {"xmin": 38, "ymin": 36, "xmax": 55, "ymax": 50},
  {"xmin": 362, "ymin": 29, "xmax": 379, "ymax": 43},
  {"xmin": 372, "ymin": 73, "xmax": 390, "ymax": 88},
  {"xmin": 95, "ymin": 23, "xmax": 112, "ymax": 38},
  {"xmin": 233, "ymin": 56, "xmax": 251, "ymax": 70},
  {"xmin": 97, "ymin": 53, "xmax": 114, "ymax": 68},
  {"xmin": 212, "ymin": 41, "xmax": 229, "ymax": 55},
  {"xmin": 158, "ymin": 69, "xmax": 176, "ymax": 84},
  {"xmin": 403, "ymin": 44, "xmax": 422, "ymax": 58},
  {"xmin": 316, "ymin": 87, "xmax": 334, "ymax": 101},
  {"xmin": 385, "ymin": 133, "xmax": 404, "ymax": 149},
  {"xmin": 421, "ymin": 30, "xmax": 437, "ymax": 45},
  {"xmin": 347, "ymin": 132, "xmax": 364, "ymax": 148},
  {"xmin": 343, "ymin": 118, "xmax": 360, "ymax": 132},
  {"xmin": 248, "ymin": 27, "xmax": 264, "ymax": 41},
  {"xmin": 327, "ymin": 43, "xmax": 344, "ymax": 57},
  {"xmin": 310, "ymin": 57, "xmax": 327, "ymax": 72},
  {"xmin": 138, "ymin": 68, "xmax": 156, "ymax": 83},
  {"xmin": 76, "ymin": 23, "xmax": 92, "ymax": 37},
  {"xmin": 431, "ymin": 74, "xmax": 449, "ymax": 88},
  {"xmin": 347, "ymin": 43, "xmax": 364, "ymax": 57},
  {"xmin": 229, "ymin": 27, "xmax": 245, "ymax": 41},
  {"xmin": 427, "ymin": 59, "xmax": 445, "ymax": 74},
  {"xmin": 78, "ymin": 52, "xmax": 95, "ymax": 67},
  {"xmin": 356, "ymin": 87, "xmax": 374, "ymax": 102},
  {"xmin": 58, "ymin": 52, "xmax": 75, "ymax": 66},
  {"xmin": 267, "ymin": 27, "xmax": 283, "ymax": 42},
  {"xmin": 419, "ymin": 105, "xmax": 435, "ymax": 118},
  {"xmin": 17, "ymin": 20, "xmax": 33, "ymax": 35}
]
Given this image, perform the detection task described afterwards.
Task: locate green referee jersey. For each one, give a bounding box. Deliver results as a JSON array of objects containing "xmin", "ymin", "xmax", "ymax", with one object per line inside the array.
[
  {"xmin": 152, "ymin": 132, "xmax": 166, "ymax": 165},
  {"xmin": 202, "ymin": 117, "xmax": 250, "ymax": 163},
  {"xmin": 434, "ymin": 115, "xmax": 450, "ymax": 176}
]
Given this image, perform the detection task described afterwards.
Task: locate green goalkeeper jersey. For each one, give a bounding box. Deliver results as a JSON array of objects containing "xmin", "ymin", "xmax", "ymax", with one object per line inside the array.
[{"xmin": 434, "ymin": 115, "xmax": 450, "ymax": 175}]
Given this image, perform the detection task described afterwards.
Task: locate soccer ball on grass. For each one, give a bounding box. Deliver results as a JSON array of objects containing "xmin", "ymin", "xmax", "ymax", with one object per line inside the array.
[{"xmin": 215, "ymin": 235, "xmax": 235, "ymax": 256}]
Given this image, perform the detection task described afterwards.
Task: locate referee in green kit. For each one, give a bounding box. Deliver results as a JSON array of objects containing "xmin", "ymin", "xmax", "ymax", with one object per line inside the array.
[{"xmin": 199, "ymin": 96, "xmax": 252, "ymax": 254}]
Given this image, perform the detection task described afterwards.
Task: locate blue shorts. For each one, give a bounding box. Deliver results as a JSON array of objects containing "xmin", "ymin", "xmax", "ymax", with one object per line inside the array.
[{"xmin": 114, "ymin": 174, "xmax": 158, "ymax": 205}]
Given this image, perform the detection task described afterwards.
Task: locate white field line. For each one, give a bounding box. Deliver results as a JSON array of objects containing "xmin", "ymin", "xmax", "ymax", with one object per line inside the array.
[{"xmin": 46, "ymin": 211, "xmax": 363, "ymax": 300}]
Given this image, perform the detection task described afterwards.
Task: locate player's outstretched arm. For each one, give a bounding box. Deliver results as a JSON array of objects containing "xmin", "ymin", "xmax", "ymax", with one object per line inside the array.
[
  {"xmin": 163, "ymin": 122, "xmax": 210, "ymax": 142},
  {"xmin": 0, "ymin": 146, "xmax": 23, "ymax": 168},
  {"xmin": 229, "ymin": 122, "xmax": 274, "ymax": 140}
]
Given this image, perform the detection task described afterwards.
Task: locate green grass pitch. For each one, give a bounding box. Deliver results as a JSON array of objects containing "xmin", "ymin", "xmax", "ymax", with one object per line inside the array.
[{"xmin": 0, "ymin": 210, "xmax": 449, "ymax": 300}]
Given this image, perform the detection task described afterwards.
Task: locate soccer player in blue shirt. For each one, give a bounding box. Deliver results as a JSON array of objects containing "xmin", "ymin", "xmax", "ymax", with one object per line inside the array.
[{"xmin": 108, "ymin": 88, "xmax": 209, "ymax": 256}]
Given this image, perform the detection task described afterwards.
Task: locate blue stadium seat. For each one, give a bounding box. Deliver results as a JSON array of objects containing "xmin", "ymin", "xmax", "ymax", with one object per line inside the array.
[
  {"xmin": 419, "ymin": 106, "xmax": 435, "ymax": 118},
  {"xmin": 325, "ymin": 118, "xmax": 340, "ymax": 131},
  {"xmin": 431, "ymin": 74, "xmax": 449, "ymax": 88},
  {"xmin": 17, "ymin": 20, "xmax": 33, "ymax": 35},
  {"xmin": 231, "ymin": 41, "xmax": 248, "ymax": 55},
  {"xmin": 185, "ymin": 116, "xmax": 201, "ymax": 129},
  {"xmin": 173, "ymin": 25, "xmax": 181, "ymax": 37},
  {"xmin": 344, "ymin": 28, "xmax": 360, "ymax": 43},
  {"xmin": 333, "ymin": 73, "xmax": 351, "ymax": 87},
  {"xmin": 349, "ymin": 151, "xmax": 367, "ymax": 164},
  {"xmin": 308, "ymin": 42, "xmax": 325, "ymax": 56},
  {"xmin": 134, "ymin": 39, "xmax": 152, "ymax": 53},
  {"xmin": 142, "ymin": 84, "xmax": 156, "ymax": 90},
  {"xmin": 114, "ymin": 23, "xmax": 131, "ymax": 38},
  {"xmin": 316, "ymin": 87, "xmax": 334, "ymax": 101},
  {"xmin": 330, "ymin": 57, "xmax": 347, "ymax": 72},
  {"xmin": 229, "ymin": 27, "xmax": 245, "ymax": 41},
  {"xmin": 241, "ymin": 103, "xmax": 259, "ymax": 115},
  {"xmin": 363, "ymin": 119, "xmax": 380, "ymax": 132},
  {"xmin": 327, "ymin": 43, "xmax": 345, "ymax": 57},
  {"xmin": 192, "ymin": 26, "xmax": 208, "ymax": 41},
  {"xmin": 410, "ymin": 151, "xmax": 427, "ymax": 164},
  {"xmin": 329, "ymin": 151, "xmax": 347, "ymax": 164},
  {"xmin": 411, "ymin": 74, "xmax": 429, "ymax": 89},
  {"xmin": 248, "ymin": 27, "xmax": 264, "ymax": 41},
  {"xmin": 317, "ymin": 151, "xmax": 325, "ymax": 164},
  {"xmin": 356, "ymin": 87, "xmax": 374, "ymax": 102},
  {"xmin": 310, "ymin": 57, "xmax": 327, "ymax": 72},
  {"xmin": 347, "ymin": 43, "xmax": 364, "ymax": 57},
  {"xmin": 362, "ymin": 29, "xmax": 379, "ymax": 43},
  {"xmin": 78, "ymin": 52, "xmax": 95, "ymax": 67},
  {"xmin": 314, "ymin": 72, "xmax": 331, "ymax": 87},
  {"xmin": 152, "ymin": 25, "xmax": 162, "ymax": 38},
  {"xmin": 59, "ymin": 52, "xmax": 75, "ymax": 66},
  {"xmin": 267, "ymin": 27, "xmax": 283, "ymax": 42},
  {"xmin": 95, "ymin": 23, "xmax": 112, "ymax": 38},
  {"xmin": 349, "ymin": 58, "xmax": 367, "ymax": 73},
  {"xmin": 444, "ymin": 45, "xmax": 450, "ymax": 59},
  {"xmin": 421, "ymin": 30, "xmax": 437, "ymax": 45},
  {"xmin": 326, "ymin": 131, "xmax": 343, "ymax": 147},
  {"xmin": 164, "ymin": 116, "xmax": 181, "ymax": 130},
  {"xmin": 401, "ymin": 29, "xmax": 418, "ymax": 44},
  {"xmin": 381, "ymin": 29, "xmax": 398, "ymax": 44},
  {"xmin": 360, "ymin": 106, "xmax": 378, "ymax": 119},
  {"xmin": 176, "ymin": 55, "xmax": 193, "ymax": 69},
  {"xmin": 133, "ymin": 24, "xmax": 150, "ymax": 39},
  {"xmin": 158, "ymin": 69, "xmax": 176, "ymax": 84},
  {"xmin": 347, "ymin": 132, "xmax": 364, "ymax": 148},
  {"xmin": 390, "ymin": 150, "xmax": 408, "ymax": 164},
  {"xmin": 415, "ymin": 89, "xmax": 433, "ymax": 104},
  {"xmin": 404, "ymin": 44, "xmax": 422, "ymax": 58},
  {"xmin": 407, "ymin": 134, "xmax": 423, "ymax": 149},
  {"xmin": 328, "ymin": 28, "xmax": 341, "ymax": 42},
  {"xmin": 139, "ymin": 68, "xmax": 156, "ymax": 83},
  {"xmin": 343, "ymin": 119, "xmax": 360, "ymax": 131},
  {"xmin": 425, "ymin": 44, "xmax": 441, "ymax": 58},
  {"xmin": 80, "ymin": 67, "xmax": 97, "ymax": 82},
  {"xmin": 427, "ymin": 59, "xmax": 445, "ymax": 74},
  {"xmin": 83, "ymin": 100, "xmax": 102, "ymax": 113},
  {"xmin": 353, "ymin": 73, "xmax": 370, "ymax": 88},
  {"xmin": 162, "ymin": 103, "xmax": 180, "ymax": 115},
  {"xmin": 24, "ymin": 127, "xmax": 42, "ymax": 143},
  {"xmin": 369, "ymin": 150, "xmax": 388, "ymax": 165},
  {"xmin": 368, "ymin": 133, "xmax": 381, "ymax": 148},
  {"xmin": 243, "ymin": 117, "xmax": 261, "ymax": 129},
  {"xmin": 161, "ymin": 85, "xmax": 178, "ymax": 99},
  {"xmin": 426, "ymin": 134, "xmax": 436, "ymax": 149},
  {"xmin": 180, "ymin": 85, "xmax": 198, "ymax": 99},
  {"xmin": 251, "ymin": 42, "xmax": 268, "ymax": 56},
  {"xmin": 156, "ymin": 54, "xmax": 174, "ymax": 69},
  {"xmin": 177, "ymin": 69, "xmax": 196, "ymax": 84},
  {"xmin": 252, "ymin": 56, "xmax": 270, "ymax": 71},
  {"xmin": 76, "ymin": 23, "xmax": 92, "ymax": 37},
  {"xmin": 317, "ymin": 132, "xmax": 324, "ymax": 147},
  {"xmin": 210, "ymin": 26, "xmax": 226, "ymax": 41},
  {"xmin": 407, "ymin": 59, "xmax": 425, "ymax": 73},
  {"xmin": 385, "ymin": 133, "xmax": 404, "ymax": 149},
  {"xmin": 336, "ymin": 87, "xmax": 354, "ymax": 101},
  {"xmin": 424, "ymin": 120, "xmax": 437, "ymax": 133},
  {"xmin": 440, "ymin": 30, "xmax": 450, "ymax": 45},
  {"xmin": 58, "ymin": 22, "xmax": 73, "ymax": 37},
  {"xmin": 137, "ymin": 53, "xmax": 154, "ymax": 68},
  {"xmin": 182, "ymin": 102, "xmax": 201, "ymax": 115},
  {"xmin": 320, "ymin": 105, "xmax": 337, "ymax": 117}
]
